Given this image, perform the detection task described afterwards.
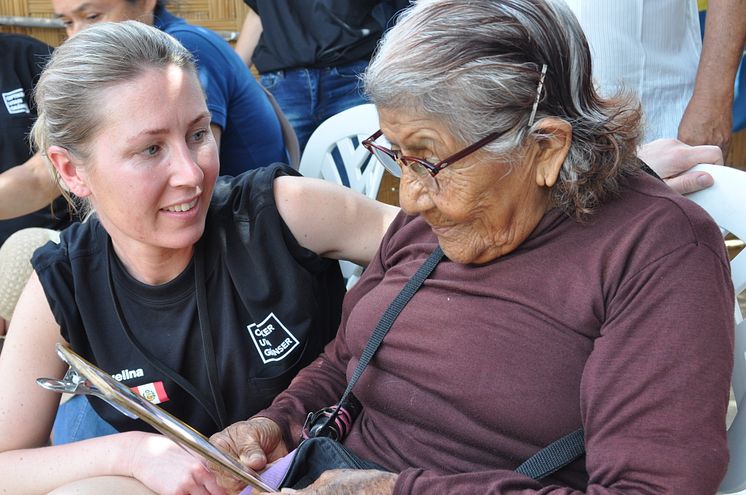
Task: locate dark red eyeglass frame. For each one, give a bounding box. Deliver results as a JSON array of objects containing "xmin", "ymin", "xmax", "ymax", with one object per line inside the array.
[{"xmin": 362, "ymin": 129, "xmax": 504, "ymax": 177}]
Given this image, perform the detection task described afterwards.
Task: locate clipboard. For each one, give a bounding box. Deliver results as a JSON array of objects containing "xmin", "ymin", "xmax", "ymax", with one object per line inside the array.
[{"xmin": 37, "ymin": 342, "xmax": 273, "ymax": 493}]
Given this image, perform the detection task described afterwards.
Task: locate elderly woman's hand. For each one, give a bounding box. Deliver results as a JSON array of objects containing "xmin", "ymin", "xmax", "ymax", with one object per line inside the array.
[
  {"xmin": 637, "ymin": 138, "xmax": 724, "ymax": 195},
  {"xmin": 278, "ymin": 469, "xmax": 398, "ymax": 495},
  {"xmin": 208, "ymin": 417, "xmax": 289, "ymax": 493}
]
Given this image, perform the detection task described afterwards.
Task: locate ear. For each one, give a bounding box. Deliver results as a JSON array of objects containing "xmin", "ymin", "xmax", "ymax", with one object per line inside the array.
[
  {"xmin": 47, "ymin": 145, "xmax": 92, "ymax": 198},
  {"xmin": 531, "ymin": 117, "xmax": 572, "ymax": 188}
]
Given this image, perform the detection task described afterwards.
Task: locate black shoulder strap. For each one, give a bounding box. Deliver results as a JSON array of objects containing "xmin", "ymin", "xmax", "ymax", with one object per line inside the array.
[
  {"xmin": 336, "ymin": 245, "xmax": 444, "ymax": 408},
  {"xmin": 515, "ymin": 428, "xmax": 585, "ymax": 480}
]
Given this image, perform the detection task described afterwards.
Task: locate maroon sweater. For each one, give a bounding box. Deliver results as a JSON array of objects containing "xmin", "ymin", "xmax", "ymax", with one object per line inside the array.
[{"xmin": 261, "ymin": 172, "xmax": 734, "ymax": 494}]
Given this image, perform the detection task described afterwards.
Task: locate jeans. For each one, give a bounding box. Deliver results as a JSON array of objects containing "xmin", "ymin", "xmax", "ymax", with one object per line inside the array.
[
  {"xmin": 260, "ymin": 59, "xmax": 370, "ymax": 153},
  {"xmin": 52, "ymin": 394, "xmax": 118, "ymax": 445}
]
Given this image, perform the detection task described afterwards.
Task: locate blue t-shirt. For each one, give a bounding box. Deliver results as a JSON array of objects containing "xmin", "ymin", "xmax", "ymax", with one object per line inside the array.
[{"xmin": 155, "ymin": 8, "xmax": 287, "ymax": 176}]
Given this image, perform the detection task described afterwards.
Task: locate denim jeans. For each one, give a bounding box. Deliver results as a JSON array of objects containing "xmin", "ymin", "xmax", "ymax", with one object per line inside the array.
[
  {"xmin": 52, "ymin": 394, "xmax": 118, "ymax": 445},
  {"xmin": 260, "ymin": 59, "xmax": 370, "ymax": 153}
]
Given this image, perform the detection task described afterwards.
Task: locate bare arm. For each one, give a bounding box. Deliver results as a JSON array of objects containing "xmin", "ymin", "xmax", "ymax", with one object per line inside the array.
[
  {"xmin": 274, "ymin": 176, "xmax": 399, "ymax": 266},
  {"xmin": 0, "ymin": 274, "xmax": 225, "ymax": 494},
  {"xmin": 0, "ymin": 152, "xmax": 61, "ymax": 220},
  {"xmin": 0, "ymin": 272, "xmax": 123, "ymax": 492},
  {"xmin": 235, "ymin": 8, "xmax": 263, "ymax": 69},
  {"xmin": 678, "ymin": 0, "xmax": 746, "ymax": 156}
]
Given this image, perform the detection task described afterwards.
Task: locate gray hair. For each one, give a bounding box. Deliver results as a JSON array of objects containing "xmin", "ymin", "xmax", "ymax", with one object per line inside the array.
[
  {"xmin": 31, "ymin": 20, "xmax": 195, "ymax": 212},
  {"xmin": 364, "ymin": 0, "xmax": 643, "ymax": 219}
]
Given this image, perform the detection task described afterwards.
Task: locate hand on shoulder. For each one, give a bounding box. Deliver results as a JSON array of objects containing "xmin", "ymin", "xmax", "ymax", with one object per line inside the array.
[{"xmin": 638, "ymin": 138, "xmax": 723, "ymax": 195}]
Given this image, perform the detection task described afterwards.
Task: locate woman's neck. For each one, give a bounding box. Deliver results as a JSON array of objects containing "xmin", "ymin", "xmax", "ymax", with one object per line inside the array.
[{"xmin": 110, "ymin": 238, "xmax": 194, "ymax": 286}]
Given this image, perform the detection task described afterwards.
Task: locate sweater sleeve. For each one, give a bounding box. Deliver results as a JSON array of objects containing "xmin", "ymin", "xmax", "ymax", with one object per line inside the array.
[{"xmin": 394, "ymin": 240, "xmax": 734, "ymax": 494}]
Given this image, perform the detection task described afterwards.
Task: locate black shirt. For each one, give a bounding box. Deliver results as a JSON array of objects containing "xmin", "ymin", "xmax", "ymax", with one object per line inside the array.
[
  {"xmin": 0, "ymin": 34, "xmax": 72, "ymax": 246},
  {"xmin": 32, "ymin": 164, "xmax": 346, "ymax": 436},
  {"xmin": 244, "ymin": 0, "xmax": 407, "ymax": 72}
]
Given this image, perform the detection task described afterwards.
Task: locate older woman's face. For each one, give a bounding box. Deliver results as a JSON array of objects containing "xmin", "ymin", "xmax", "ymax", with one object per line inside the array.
[
  {"xmin": 52, "ymin": 0, "xmax": 154, "ymax": 37},
  {"xmin": 379, "ymin": 108, "xmax": 553, "ymax": 265}
]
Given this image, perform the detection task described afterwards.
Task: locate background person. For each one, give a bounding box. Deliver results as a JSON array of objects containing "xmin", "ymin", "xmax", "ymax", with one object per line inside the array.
[
  {"xmin": 0, "ymin": 33, "xmax": 72, "ymax": 336},
  {"xmin": 235, "ymin": 0, "xmax": 408, "ymax": 152},
  {"xmin": 51, "ymin": 0, "xmax": 289, "ymax": 176},
  {"xmin": 0, "ymin": 21, "xmax": 396, "ymax": 494},
  {"xmin": 563, "ymin": 0, "xmax": 746, "ymax": 156},
  {"xmin": 211, "ymin": 0, "xmax": 734, "ymax": 493}
]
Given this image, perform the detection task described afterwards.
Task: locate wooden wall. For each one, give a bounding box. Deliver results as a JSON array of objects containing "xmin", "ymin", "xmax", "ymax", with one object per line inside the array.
[{"xmin": 0, "ymin": 0, "xmax": 249, "ymax": 47}]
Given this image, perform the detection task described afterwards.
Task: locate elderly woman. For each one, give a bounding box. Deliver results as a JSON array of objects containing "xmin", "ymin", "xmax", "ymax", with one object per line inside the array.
[{"xmin": 211, "ymin": 0, "xmax": 734, "ymax": 493}]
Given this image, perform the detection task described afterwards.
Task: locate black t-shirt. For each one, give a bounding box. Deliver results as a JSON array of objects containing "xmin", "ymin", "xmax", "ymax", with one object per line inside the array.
[
  {"xmin": 244, "ymin": 0, "xmax": 407, "ymax": 72},
  {"xmin": 0, "ymin": 34, "xmax": 72, "ymax": 246},
  {"xmin": 32, "ymin": 164, "xmax": 346, "ymax": 436}
]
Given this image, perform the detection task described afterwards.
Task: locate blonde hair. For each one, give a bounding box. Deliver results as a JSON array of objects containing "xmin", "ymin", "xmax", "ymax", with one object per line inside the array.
[{"xmin": 31, "ymin": 20, "xmax": 195, "ymax": 213}]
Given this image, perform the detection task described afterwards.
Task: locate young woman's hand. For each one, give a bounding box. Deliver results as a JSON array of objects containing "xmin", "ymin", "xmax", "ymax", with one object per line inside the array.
[{"xmin": 126, "ymin": 431, "xmax": 227, "ymax": 495}]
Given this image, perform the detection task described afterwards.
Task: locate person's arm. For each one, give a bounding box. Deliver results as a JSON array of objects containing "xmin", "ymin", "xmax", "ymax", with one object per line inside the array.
[
  {"xmin": 678, "ymin": 0, "xmax": 746, "ymax": 156},
  {"xmin": 235, "ymin": 8, "xmax": 263, "ymax": 69},
  {"xmin": 0, "ymin": 152, "xmax": 61, "ymax": 220},
  {"xmin": 274, "ymin": 176, "xmax": 399, "ymax": 266},
  {"xmin": 638, "ymin": 138, "xmax": 723, "ymax": 194},
  {"xmin": 0, "ymin": 273, "xmax": 225, "ymax": 494}
]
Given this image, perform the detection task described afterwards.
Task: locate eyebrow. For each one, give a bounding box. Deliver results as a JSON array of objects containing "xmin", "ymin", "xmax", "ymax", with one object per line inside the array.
[{"xmin": 133, "ymin": 112, "xmax": 212, "ymax": 139}]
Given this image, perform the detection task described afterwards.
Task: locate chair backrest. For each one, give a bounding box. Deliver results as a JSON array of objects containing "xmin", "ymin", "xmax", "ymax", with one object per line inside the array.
[
  {"xmin": 685, "ymin": 164, "xmax": 746, "ymax": 494},
  {"xmin": 299, "ymin": 104, "xmax": 386, "ymax": 287},
  {"xmin": 299, "ymin": 103, "xmax": 384, "ymax": 199}
]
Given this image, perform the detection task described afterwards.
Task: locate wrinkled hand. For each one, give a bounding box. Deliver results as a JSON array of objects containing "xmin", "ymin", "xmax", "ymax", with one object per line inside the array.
[
  {"xmin": 277, "ymin": 469, "xmax": 397, "ymax": 495},
  {"xmin": 209, "ymin": 417, "xmax": 288, "ymax": 494},
  {"xmin": 127, "ymin": 431, "xmax": 227, "ymax": 495},
  {"xmin": 637, "ymin": 138, "xmax": 723, "ymax": 195}
]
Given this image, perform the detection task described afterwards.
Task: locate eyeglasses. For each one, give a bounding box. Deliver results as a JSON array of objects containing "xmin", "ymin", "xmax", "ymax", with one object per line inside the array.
[
  {"xmin": 362, "ymin": 129, "xmax": 504, "ymax": 192},
  {"xmin": 363, "ymin": 63, "xmax": 549, "ymax": 192}
]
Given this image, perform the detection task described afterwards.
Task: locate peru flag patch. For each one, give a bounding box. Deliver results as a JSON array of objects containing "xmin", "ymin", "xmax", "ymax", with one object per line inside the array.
[{"xmin": 131, "ymin": 381, "xmax": 169, "ymax": 404}]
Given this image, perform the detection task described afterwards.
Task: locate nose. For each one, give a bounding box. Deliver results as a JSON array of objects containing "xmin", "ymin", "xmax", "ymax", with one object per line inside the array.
[
  {"xmin": 398, "ymin": 172, "xmax": 435, "ymax": 216},
  {"xmin": 169, "ymin": 143, "xmax": 204, "ymax": 188},
  {"xmin": 66, "ymin": 23, "xmax": 81, "ymax": 38}
]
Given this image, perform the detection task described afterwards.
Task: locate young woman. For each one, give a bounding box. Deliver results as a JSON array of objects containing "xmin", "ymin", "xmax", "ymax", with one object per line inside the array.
[{"xmin": 0, "ymin": 21, "xmax": 395, "ymax": 494}]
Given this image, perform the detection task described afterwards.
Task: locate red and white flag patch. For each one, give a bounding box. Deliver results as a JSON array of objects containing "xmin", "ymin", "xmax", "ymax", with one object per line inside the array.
[{"xmin": 131, "ymin": 381, "xmax": 169, "ymax": 404}]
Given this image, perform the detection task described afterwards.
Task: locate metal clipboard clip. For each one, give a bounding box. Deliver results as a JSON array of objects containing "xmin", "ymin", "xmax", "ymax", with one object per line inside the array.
[{"xmin": 36, "ymin": 343, "xmax": 273, "ymax": 493}]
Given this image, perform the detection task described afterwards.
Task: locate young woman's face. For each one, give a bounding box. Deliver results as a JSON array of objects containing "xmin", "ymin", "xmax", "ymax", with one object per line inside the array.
[
  {"xmin": 78, "ymin": 65, "xmax": 219, "ymax": 257},
  {"xmin": 52, "ymin": 0, "xmax": 154, "ymax": 37}
]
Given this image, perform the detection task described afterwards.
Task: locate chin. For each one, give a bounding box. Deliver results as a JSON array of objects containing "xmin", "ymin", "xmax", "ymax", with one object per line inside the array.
[{"xmin": 439, "ymin": 240, "xmax": 499, "ymax": 266}]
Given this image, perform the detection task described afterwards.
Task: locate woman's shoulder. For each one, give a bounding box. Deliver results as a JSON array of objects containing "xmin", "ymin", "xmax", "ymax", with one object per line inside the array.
[
  {"xmin": 603, "ymin": 172, "xmax": 727, "ymax": 259},
  {"xmin": 157, "ymin": 12, "xmax": 245, "ymax": 71},
  {"xmin": 209, "ymin": 164, "xmax": 298, "ymax": 217},
  {"xmin": 31, "ymin": 218, "xmax": 104, "ymax": 273}
]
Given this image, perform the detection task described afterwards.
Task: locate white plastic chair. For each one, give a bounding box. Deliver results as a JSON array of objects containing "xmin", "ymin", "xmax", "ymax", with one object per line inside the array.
[
  {"xmin": 299, "ymin": 104, "xmax": 386, "ymax": 288},
  {"xmin": 685, "ymin": 164, "xmax": 746, "ymax": 494}
]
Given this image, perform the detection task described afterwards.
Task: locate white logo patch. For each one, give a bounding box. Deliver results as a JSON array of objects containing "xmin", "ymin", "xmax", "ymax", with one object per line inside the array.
[
  {"xmin": 247, "ymin": 313, "xmax": 299, "ymax": 364},
  {"xmin": 2, "ymin": 88, "xmax": 30, "ymax": 114}
]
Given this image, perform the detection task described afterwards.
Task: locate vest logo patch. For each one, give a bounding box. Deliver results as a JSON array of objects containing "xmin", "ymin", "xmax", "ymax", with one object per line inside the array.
[
  {"xmin": 247, "ymin": 312, "xmax": 299, "ymax": 364},
  {"xmin": 2, "ymin": 88, "xmax": 30, "ymax": 114},
  {"xmin": 131, "ymin": 381, "xmax": 169, "ymax": 405}
]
